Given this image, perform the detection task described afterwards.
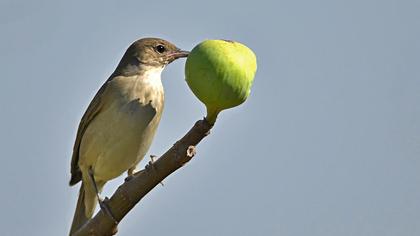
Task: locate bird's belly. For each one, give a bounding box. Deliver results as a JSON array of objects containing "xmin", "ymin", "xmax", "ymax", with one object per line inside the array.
[{"xmin": 79, "ymin": 97, "xmax": 162, "ymax": 181}]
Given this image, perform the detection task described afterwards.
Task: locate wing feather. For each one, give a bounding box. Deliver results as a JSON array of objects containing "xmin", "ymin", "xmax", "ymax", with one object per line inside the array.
[{"xmin": 69, "ymin": 82, "xmax": 109, "ymax": 185}]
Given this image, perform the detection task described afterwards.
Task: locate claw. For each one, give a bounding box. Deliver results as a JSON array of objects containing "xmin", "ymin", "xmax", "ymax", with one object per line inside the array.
[
  {"xmin": 146, "ymin": 155, "xmax": 157, "ymax": 171},
  {"xmin": 125, "ymin": 167, "xmax": 136, "ymax": 182},
  {"xmin": 124, "ymin": 175, "xmax": 134, "ymax": 182},
  {"xmin": 146, "ymin": 155, "xmax": 164, "ymax": 186}
]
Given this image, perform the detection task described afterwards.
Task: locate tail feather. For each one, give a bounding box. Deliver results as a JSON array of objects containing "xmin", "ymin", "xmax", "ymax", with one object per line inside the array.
[
  {"xmin": 69, "ymin": 180, "xmax": 105, "ymax": 235},
  {"xmin": 69, "ymin": 183, "xmax": 93, "ymax": 235},
  {"xmin": 84, "ymin": 182, "xmax": 98, "ymax": 219}
]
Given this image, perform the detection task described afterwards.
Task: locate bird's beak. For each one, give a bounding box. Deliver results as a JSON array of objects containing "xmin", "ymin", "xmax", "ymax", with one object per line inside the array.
[
  {"xmin": 166, "ymin": 49, "xmax": 189, "ymax": 64},
  {"xmin": 170, "ymin": 50, "xmax": 190, "ymax": 59}
]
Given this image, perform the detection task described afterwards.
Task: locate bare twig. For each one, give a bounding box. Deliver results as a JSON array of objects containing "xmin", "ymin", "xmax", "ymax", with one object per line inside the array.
[{"xmin": 72, "ymin": 119, "xmax": 213, "ymax": 236}]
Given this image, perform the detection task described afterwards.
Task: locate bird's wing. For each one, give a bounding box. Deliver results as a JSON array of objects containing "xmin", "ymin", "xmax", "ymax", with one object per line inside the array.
[{"xmin": 69, "ymin": 81, "xmax": 110, "ymax": 186}]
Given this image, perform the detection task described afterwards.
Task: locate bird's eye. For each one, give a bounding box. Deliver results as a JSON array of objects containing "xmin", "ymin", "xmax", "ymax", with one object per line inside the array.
[{"xmin": 155, "ymin": 45, "xmax": 166, "ymax": 53}]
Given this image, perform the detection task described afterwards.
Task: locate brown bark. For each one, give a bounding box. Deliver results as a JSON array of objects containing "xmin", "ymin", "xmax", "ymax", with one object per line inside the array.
[{"xmin": 72, "ymin": 119, "xmax": 213, "ymax": 236}]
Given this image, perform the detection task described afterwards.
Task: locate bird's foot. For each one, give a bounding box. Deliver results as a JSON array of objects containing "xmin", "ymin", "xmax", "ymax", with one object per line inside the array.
[
  {"xmin": 146, "ymin": 155, "xmax": 157, "ymax": 169},
  {"xmin": 124, "ymin": 175, "xmax": 134, "ymax": 182},
  {"xmin": 146, "ymin": 155, "xmax": 164, "ymax": 186},
  {"xmin": 99, "ymin": 197, "xmax": 118, "ymax": 225},
  {"xmin": 124, "ymin": 167, "xmax": 136, "ymax": 182},
  {"xmin": 125, "ymin": 168, "xmax": 147, "ymax": 182}
]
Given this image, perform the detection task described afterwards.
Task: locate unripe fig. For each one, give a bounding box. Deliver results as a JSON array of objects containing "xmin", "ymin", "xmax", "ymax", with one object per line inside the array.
[{"xmin": 185, "ymin": 40, "xmax": 257, "ymax": 123}]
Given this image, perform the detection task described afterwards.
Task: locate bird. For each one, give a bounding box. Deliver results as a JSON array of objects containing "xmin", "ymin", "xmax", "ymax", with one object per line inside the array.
[{"xmin": 68, "ymin": 38, "xmax": 189, "ymax": 235}]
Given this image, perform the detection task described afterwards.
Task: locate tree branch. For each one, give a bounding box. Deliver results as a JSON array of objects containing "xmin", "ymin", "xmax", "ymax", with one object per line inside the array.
[{"xmin": 72, "ymin": 119, "xmax": 213, "ymax": 236}]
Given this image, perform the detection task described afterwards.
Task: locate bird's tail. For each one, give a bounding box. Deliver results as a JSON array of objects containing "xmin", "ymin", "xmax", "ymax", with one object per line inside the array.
[{"xmin": 69, "ymin": 183, "xmax": 97, "ymax": 235}]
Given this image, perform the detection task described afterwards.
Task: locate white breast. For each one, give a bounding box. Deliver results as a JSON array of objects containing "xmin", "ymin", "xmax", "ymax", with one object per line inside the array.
[{"xmin": 142, "ymin": 66, "xmax": 165, "ymax": 86}]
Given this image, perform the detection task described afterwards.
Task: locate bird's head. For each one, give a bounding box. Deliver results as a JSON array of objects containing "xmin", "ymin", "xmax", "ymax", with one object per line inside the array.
[{"xmin": 114, "ymin": 38, "xmax": 189, "ymax": 76}]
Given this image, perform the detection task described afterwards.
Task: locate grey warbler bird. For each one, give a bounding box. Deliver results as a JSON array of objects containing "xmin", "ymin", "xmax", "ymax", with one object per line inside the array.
[{"xmin": 69, "ymin": 38, "xmax": 189, "ymax": 234}]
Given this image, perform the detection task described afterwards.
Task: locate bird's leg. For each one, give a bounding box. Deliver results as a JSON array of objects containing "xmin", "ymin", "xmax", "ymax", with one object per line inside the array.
[
  {"xmin": 125, "ymin": 167, "xmax": 147, "ymax": 182},
  {"xmin": 124, "ymin": 167, "xmax": 136, "ymax": 182},
  {"xmin": 87, "ymin": 167, "xmax": 102, "ymax": 201},
  {"xmin": 146, "ymin": 155, "xmax": 164, "ymax": 186},
  {"xmin": 127, "ymin": 167, "xmax": 135, "ymax": 176},
  {"xmin": 88, "ymin": 167, "xmax": 118, "ymax": 224}
]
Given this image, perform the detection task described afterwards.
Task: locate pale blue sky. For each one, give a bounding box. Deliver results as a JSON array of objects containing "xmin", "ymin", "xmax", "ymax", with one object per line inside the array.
[{"xmin": 1, "ymin": 0, "xmax": 419, "ymax": 235}]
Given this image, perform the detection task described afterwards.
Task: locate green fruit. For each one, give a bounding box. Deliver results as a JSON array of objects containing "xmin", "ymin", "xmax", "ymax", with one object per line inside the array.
[{"xmin": 185, "ymin": 40, "xmax": 257, "ymax": 124}]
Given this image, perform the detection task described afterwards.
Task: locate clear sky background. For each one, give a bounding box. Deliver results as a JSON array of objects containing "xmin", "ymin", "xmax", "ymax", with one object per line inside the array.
[{"xmin": 1, "ymin": 0, "xmax": 419, "ymax": 235}]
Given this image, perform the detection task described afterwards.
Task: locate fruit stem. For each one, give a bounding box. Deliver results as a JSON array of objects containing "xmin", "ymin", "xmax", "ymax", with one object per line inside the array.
[{"xmin": 206, "ymin": 107, "xmax": 219, "ymax": 124}]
